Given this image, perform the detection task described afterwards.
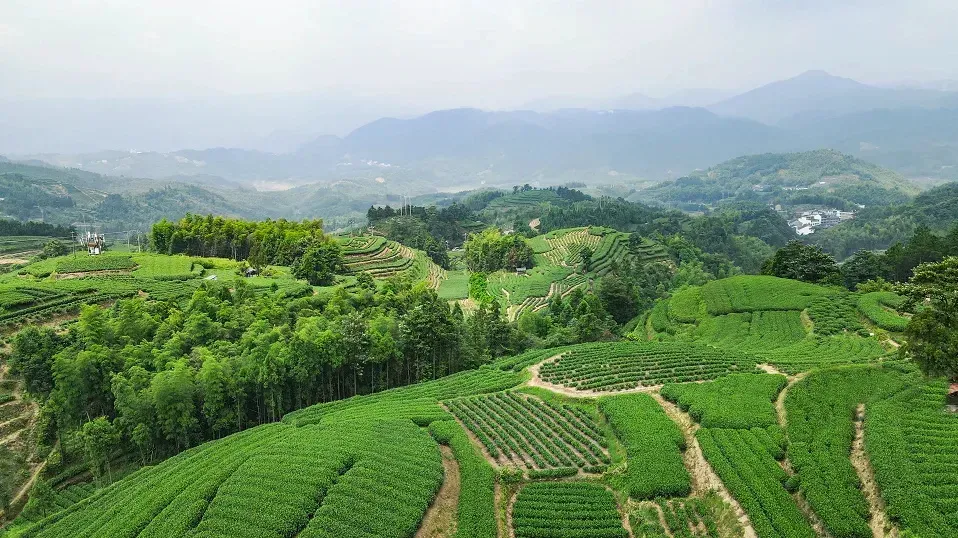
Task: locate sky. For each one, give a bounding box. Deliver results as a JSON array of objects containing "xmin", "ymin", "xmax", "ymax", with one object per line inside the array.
[{"xmin": 2, "ymin": 0, "xmax": 958, "ymax": 109}]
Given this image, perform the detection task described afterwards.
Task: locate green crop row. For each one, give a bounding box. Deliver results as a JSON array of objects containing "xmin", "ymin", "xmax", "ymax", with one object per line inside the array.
[
  {"xmin": 857, "ymin": 292, "xmax": 909, "ymax": 331},
  {"xmin": 599, "ymin": 393, "xmax": 690, "ymax": 499},
  {"xmin": 341, "ymin": 235, "xmax": 387, "ymax": 256},
  {"xmin": 649, "ymin": 300, "xmax": 675, "ymax": 335},
  {"xmin": 428, "ymin": 420, "xmax": 497, "ymax": 538},
  {"xmin": 446, "ymin": 391, "xmax": 609, "ymax": 470},
  {"xmin": 785, "ymin": 365, "xmax": 911, "ymax": 538},
  {"xmin": 539, "ymin": 341, "xmax": 758, "ymax": 391},
  {"xmin": 668, "ymin": 286, "xmax": 704, "ymax": 323},
  {"xmin": 692, "ymin": 310, "xmax": 807, "ymax": 352},
  {"xmin": 661, "ymin": 373, "xmax": 786, "ymax": 429},
  {"xmin": 131, "ymin": 254, "xmax": 198, "ymax": 280},
  {"xmin": 512, "ymin": 482, "xmax": 628, "ymax": 538},
  {"xmin": 55, "ymin": 254, "xmax": 136, "ymax": 273},
  {"xmin": 807, "ymin": 294, "xmax": 867, "ymax": 336},
  {"xmin": 866, "ymin": 379, "xmax": 958, "ymax": 537},
  {"xmin": 750, "ymin": 334, "xmax": 887, "ymax": 373},
  {"xmin": 630, "ymin": 496, "xmax": 723, "ymax": 538},
  {"xmin": 696, "ymin": 427, "xmax": 815, "ymax": 538},
  {"xmin": 491, "ymin": 346, "xmax": 573, "ymax": 372},
  {"xmin": 701, "ymin": 275, "xmax": 831, "ymax": 315},
  {"xmin": 283, "ymin": 366, "xmax": 524, "ymax": 426},
  {"xmin": 23, "ymin": 420, "xmax": 444, "ymax": 538}
]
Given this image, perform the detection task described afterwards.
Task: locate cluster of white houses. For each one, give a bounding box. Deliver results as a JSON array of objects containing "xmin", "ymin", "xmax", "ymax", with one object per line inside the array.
[{"xmin": 788, "ymin": 208, "xmax": 855, "ymax": 236}]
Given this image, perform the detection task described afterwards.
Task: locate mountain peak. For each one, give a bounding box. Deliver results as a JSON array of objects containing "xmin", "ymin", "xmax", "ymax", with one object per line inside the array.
[{"xmin": 795, "ymin": 69, "xmax": 834, "ymax": 79}]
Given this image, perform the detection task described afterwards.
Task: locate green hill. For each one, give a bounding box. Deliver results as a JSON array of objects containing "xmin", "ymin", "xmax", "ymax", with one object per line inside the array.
[
  {"xmin": 443, "ymin": 226, "xmax": 669, "ymax": 321},
  {"xmin": 637, "ymin": 149, "xmax": 917, "ymax": 210},
  {"xmin": 7, "ymin": 273, "xmax": 955, "ymax": 538}
]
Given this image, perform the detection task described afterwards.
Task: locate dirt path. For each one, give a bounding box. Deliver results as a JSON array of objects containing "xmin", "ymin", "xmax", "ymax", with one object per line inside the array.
[
  {"xmin": 416, "ymin": 446, "xmax": 461, "ymax": 538},
  {"xmin": 770, "ymin": 369, "xmax": 807, "ymax": 428},
  {"xmin": 505, "ymin": 485, "xmax": 519, "ymax": 538},
  {"xmin": 651, "ymin": 393, "xmax": 757, "ymax": 538},
  {"xmin": 851, "ymin": 404, "xmax": 897, "ymax": 538},
  {"xmin": 5, "ymin": 446, "xmax": 53, "ymax": 520},
  {"xmin": 769, "ymin": 371, "xmax": 834, "ymax": 537}
]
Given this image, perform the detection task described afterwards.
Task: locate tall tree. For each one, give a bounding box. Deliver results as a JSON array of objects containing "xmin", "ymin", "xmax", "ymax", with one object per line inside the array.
[
  {"xmin": 78, "ymin": 417, "xmax": 120, "ymax": 485},
  {"xmin": 762, "ymin": 240, "xmax": 839, "ymax": 284},
  {"xmin": 899, "ymin": 257, "xmax": 958, "ymax": 382}
]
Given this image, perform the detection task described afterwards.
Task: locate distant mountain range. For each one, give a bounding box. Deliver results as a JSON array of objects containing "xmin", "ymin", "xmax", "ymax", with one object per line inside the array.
[
  {"xmin": 707, "ymin": 70, "xmax": 958, "ymax": 124},
  {"xmin": 9, "ymin": 71, "xmax": 958, "ymax": 190}
]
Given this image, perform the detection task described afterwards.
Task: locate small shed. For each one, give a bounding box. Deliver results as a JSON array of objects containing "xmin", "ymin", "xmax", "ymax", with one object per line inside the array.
[
  {"xmin": 947, "ymin": 383, "xmax": 958, "ymax": 413},
  {"xmin": 516, "ymin": 266, "xmax": 527, "ymax": 275},
  {"xmin": 244, "ymin": 267, "xmax": 258, "ymax": 278}
]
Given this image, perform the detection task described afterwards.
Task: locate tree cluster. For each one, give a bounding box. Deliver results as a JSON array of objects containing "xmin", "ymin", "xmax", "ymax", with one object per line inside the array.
[
  {"xmin": 7, "ymin": 279, "xmax": 525, "ymax": 475},
  {"xmin": 150, "ymin": 214, "xmax": 327, "ymax": 265},
  {"xmin": 463, "ymin": 228, "xmax": 535, "ymax": 272}
]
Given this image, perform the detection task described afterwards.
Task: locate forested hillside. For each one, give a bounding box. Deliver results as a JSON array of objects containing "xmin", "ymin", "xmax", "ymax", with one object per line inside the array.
[
  {"xmin": 3, "ymin": 267, "xmax": 956, "ymax": 538},
  {"xmin": 637, "ymin": 149, "xmax": 915, "ymax": 211},
  {"xmin": 0, "ymin": 180, "xmax": 956, "ymax": 538}
]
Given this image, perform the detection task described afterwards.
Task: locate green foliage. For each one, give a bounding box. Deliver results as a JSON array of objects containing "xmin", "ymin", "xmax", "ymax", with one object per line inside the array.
[
  {"xmin": 151, "ymin": 214, "xmax": 326, "ymax": 265},
  {"xmin": 540, "ymin": 341, "xmax": 758, "ymax": 391},
  {"xmin": 468, "ymin": 272, "xmax": 496, "ymax": 304},
  {"xmin": 668, "ymin": 286, "xmax": 704, "ymax": 323},
  {"xmin": 630, "ymin": 504, "xmax": 669, "ymax": 538},
  {"xmin": 807, "ymin": 294, "xmax": 866, "ymax": 335},
  {"xmin": 785, "ymin": 365, "xmax": 911, "ymax": 538},
  {"xmin": 898, "ymin": 257, "xmax": 958, "ymax": 380},
  {"xmin": 428, "ymin": 420, "xmax": 497, "ymax": 538},
  {"xmin": 21, "ymin": 420, "xmax": 444, "ymax": 538},
  {"xmin": 446, "ymin": 391, "xmax": 609, "ymax": 471},
  {"xmin": 512, "ymin": 482, "xmax": 628, "ymax": 538},
  {"xmin": 131, "ymin": 254, "xmax": 197, "ymax": 280},
  {"xmin": 600, "ymin": 393, "xmax": 690, "ymax": 499},
  {"xmin": 490, "ymin": 346, "xmax": 575, "ymax": 372},
  {"xmin": 643, "ymin": 150, "xmax": 912, "ymax": 208},
  {"xmin": 762, "ymin": 241, "xmax": 839, "ymax": 284},
  {"xmin": 857, "ymin": 291, "xmax": 908, "ymax": 331},
  {"xmin": 700, "ymin": 275, "xmax": 831, "ymax": 314},
  {"xmin": 463, "ymin": 228, "xmax": 534, "ymax": 272},
  {"xmin": 867, "ymin": 380, "xmax": 958, "ymax": 537},
  {"xmin": 56, "ymin": 254, "xmax": 135, "ymax": 273},
  {"xmin": 290, "ymin": 237, "xmax": 344, "ymax": 286},
  {"xmin": 437, "ymin": 269, "xmax": 470, "ymax": 299},
  {"xmin": 284, "ymin": 367, "xmax": 524, "ymax": 426},
  {"xmin": 661, "ymin": 373, "xmax": 786, "ymax": 429},
  {"xmin": 692, "ymin": 311, "xmax": 807, "ymax": 351},
  {"xmin": 77, "ymin": 416, "xmax": 121, "ymax": 485},
  {"xmin": 697, "ymin": 427, "xmax": 816, "ymax": 538},
  {"xmin": 636, "ymin": 496, "xmax": 725, "ymax": 538},
  {"xmin": 18, "ymin": 481, "xmax": 93, "ymax": 524},
  {"xmin": 648, "ymin": 299, "xmax": 675, "ymax": 335}
]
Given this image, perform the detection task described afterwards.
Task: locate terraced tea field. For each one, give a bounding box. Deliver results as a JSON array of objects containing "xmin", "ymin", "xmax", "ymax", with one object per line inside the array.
[
  {"xmin": 446, "ymin": 391, "xmax": 609, "ymax": 473},
  {"xmin": 3, "ymin": 274, "xmax": 953, "ymax": 538},
  {"xmin": 340, "ymin": 235, "xmax": 445, "ymax": 287},
  {"xmin": 491, "ymin": 227, "xmax": 666, "ymax": 318},
  {"xmin": 639, "ymin": 275, "xmax": 900, "ymax": 373},
  {"xmin": 512, "ymin": 482, "xmax": 628, "ymax": 538},
  {"xmin": 538, "ymin": 341, "xmax": 759, "ymax": 391}
]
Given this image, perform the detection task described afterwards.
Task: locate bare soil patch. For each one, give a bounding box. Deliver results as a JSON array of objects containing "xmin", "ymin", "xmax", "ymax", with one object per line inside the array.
[{"xmin": 416, "ymin": 445, "xmax": 461, "ymax": 538}]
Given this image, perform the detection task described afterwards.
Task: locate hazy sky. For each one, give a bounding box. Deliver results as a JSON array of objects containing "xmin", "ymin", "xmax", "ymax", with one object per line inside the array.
[{"xmin": 2, "ymin": 0, "xmax": 957, "ymax": 109}]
